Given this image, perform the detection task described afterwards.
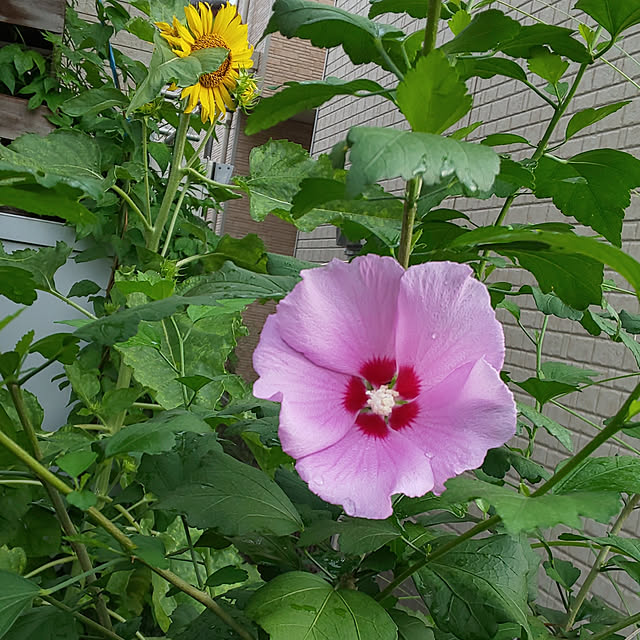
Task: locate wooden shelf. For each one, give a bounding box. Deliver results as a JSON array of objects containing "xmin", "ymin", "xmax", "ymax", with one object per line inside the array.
[
  {"xmin": 0, "ymin": 0, "xmax": 66, "ymax": 34},
  {"xmin": 0, "ymin": 94, "xmax": 54, "ymax": 141}
]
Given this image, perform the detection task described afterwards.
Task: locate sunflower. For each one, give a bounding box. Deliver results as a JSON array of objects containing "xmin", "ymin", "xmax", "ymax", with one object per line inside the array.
[{"xmin": 157, "ymin": 2, "xmax": 254, "ymax": 123}]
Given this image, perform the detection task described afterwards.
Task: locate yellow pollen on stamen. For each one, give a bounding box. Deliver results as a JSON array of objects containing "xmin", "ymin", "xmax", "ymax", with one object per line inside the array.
[{"xmin": 192, "ymin": 33, "xmax": 231, "ymax": 89}]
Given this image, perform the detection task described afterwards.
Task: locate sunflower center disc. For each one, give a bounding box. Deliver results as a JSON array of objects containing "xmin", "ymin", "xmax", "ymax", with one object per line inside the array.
[{"xmin": 193, "ymin": 33, "xmax": 231, "ymax": 88}]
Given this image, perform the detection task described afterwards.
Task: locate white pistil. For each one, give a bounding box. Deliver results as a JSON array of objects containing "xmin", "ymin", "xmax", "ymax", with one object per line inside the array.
[{"xmin": 366, "ymin": 385, "xmax": 399, "ymax": 418}]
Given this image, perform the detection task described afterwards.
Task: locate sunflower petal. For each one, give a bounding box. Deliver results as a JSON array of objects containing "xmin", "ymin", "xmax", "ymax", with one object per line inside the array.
[{"xmin": 184, "ymin": 4, "xmax": 203, "ymax": 38}]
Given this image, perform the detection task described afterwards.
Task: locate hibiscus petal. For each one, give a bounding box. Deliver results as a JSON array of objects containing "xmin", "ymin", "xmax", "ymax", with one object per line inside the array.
[
  {"xmin": 395, "ymin": 261, "xmax": 505, "ymax": 390},
  {"xmin": 405, "ymin": 358, "xmax": 516, "ymax": 493},
  {"xmin": 276, "ymin": 255, "xmax": 404, "ymax": 375},
  {"xmin": 296, "ymin": 427, "xmax": 435, "ymax": 519},
  {"xmin": 253, "ymin": 315, "xmax": 356, "ymax": 458}
]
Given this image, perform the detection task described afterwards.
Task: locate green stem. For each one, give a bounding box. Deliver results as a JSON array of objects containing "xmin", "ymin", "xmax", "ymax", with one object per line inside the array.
[
  {"xmin": 564, "ymin": 494, "xmax": 640, "ymax": 631},
  {"xmin": 161, "ymin": 178, "xmax": 191, "ymax": 258},
  {"xmin": 6, "ymin": 384, "xmax": 113, "ymax": 631},
  {"xmin": 149, "ymin": 111, "xmax": 190, "ymax": 252},
  {"xmin": 535, "ymin": 316, "xmax": 548, "ymax": 379},
  {"xmin": 550, "ymin": 400, "xmax": 640, "ymax": 456},
  {"xmin": 17, "ymin": 357, "xmax": 59, "ymax": 386},
  {"xmin": 422, "ymin": 0, "xmax": 443, "ymax": 56},
  {"xmin": 42, "ymin": 560, "xmax": 121, "ymax": 596},
  {"xmin": 530, "ymin": 540, "xmax": 638, "ymax": 557},
  {"xmin": 49, "ymin": 290, "xmax": 97, "ymax": 320},
  {"xmin": 142, "ymin": 117, "xmax": 152, "ymax": 223},
  {"xmin": 531, "ymin": 380, "xmax": 640, "ymax": 498},
  {"xmin": 374, "ymin": 39, "xmax": 404, "ymax": 81},
  {"xmin": 184, "ymin": 166, "xmax": 240, "ymax": 191},
  {"xmin": 521, "ymin": 79, "xmax": 558, "ymax": 108},
  {"xmin": 132, "ymin": 402, "xmax": 163, "ymax": 411},
  {"xmin": 398, "ymin": 177, "xmax": 422, "ymax": 268},
  {"xmin": 110, "ymin": 185, "xmax": 153, "ymax": 233},
  {"xmin": 376, "ymin": 514, "xmax": 499, "ymax": 602},
  {"xmin": 24, "ymin": 555, "xmax": 76, "ymax": 579},
  {"xmin": 0, "ymin": 430, "xmax": 256, "ymax": 639},
  {"xmin": 185, "ymin": 117, "xmax": 219, "ymax": 170},
  {"xmin": 182, "ymin": 515, "xmax": 205, "ymax": 590},
  {"xmin": 42, "ymin": 596, "xmax": 126, "ymax": 640}
]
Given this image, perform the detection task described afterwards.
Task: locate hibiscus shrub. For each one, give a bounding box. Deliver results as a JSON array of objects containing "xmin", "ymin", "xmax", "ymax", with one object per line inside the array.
[{"xmin": 1, "ymin": 0, "xmax": 640, "ymax": 639}]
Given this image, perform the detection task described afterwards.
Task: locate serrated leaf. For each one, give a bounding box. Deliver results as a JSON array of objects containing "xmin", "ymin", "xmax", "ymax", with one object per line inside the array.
[
  {"xmin": 517, "ymin": 402, "xmax": 573, "ymax": 449},
  {"xmin": 540, "ymin": 362, "xmax": 598, "ymax": 385},
  {"xmin": 527, "ymin": 47, "xmax": 569, "ymax": 84},
  {"xmin": 247, "ymin": 571, "xmax": 397, "ymax": 640},
  {"xmin": 575, "ymin": 0, "xmax": 640, "ymax": 38},
  {"xmin": 565, "ymin": 101, "xmax": 630, "ymax": 140},
  {"xmin": 246, "ymin": 78, "xmax": 392, "ymax": 135},
  {"xmin": 554, "ymin": 456, "xmax": 640, "ymax": 494},
  {"xmin": 104, "ymin": 410, "xmax": 210, "ymax": 457},
  {"xmin": 531, "ymin": 287, "xmax": 583, "ymax": 320},
  {"xmin": 456, "ymin": 57, "xmax": 527, "ymax": 82},
  {"xmin": 139, "ymin": 434, "xmax": 302, "ymax": 536},
  {"xmin": 368, "ymin": 0, "xmax": 431, "ymax": 18},
  {"xmin": 397, "ymin": 50, "xmax": 472, "ymax": 134},
  {"xmin": 543, "ymin": 559, "xmax": 580, "ymax": 589},
  {"xmin": 535, "ymin": 149, "xmax": 640, "ymax": 246},
  {"xmin": 443, "ymin": 477, "xmax": 621, "ymax": 534},
  {"xmin": 0, "ymin": 570, "xmax": 40, "ymax": 638},
  {"xmin": 346, "ymin": 126, "xmax": 499, "ymax": 196},
  {"xmin": 266, "ymin": 0, "xmax": 404, "ymax": 70},
  {"xmin": 339, "ymin": 518, "xmax": 402, "ymax": 555},
  {"xmin": 449, "ymin": 10, "xmax": 472, "ymax": 35},
  {"xmin": 68, "ymin": 280, "xmax": 101, "ymax": 298},
  {"xmin": 66, "ymin": 490, "xmax": 98, "ymax": 510},
  {"xmin": 56, "ymin": 450, "xmax": 98, "ymax": 477},
  {"xmin": 482, "ymin": 134, "xmax": 531, "ymax": 147},
  {"xmin": 131, "ymin": 534, "xmax": 169, "ymax": 569},
  {"xmin": 414, "ymin": 534, "xmax": 532, "ymax": 640},
  {"xmin": 449, "ymin": 228, "xmax": 640, "ymax": 303},
  {"xmin": 3, "ymin": 606, "xmax": 80, "ymax": 640}
]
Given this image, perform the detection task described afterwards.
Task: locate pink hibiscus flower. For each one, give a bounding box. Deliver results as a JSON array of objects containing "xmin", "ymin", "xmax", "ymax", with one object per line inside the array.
[{"xmin": 253, "ymin": 255, "xmax": 516, "ymax": 519}]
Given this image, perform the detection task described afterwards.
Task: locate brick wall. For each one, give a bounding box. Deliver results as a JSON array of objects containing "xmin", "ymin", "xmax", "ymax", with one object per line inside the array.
[{"xmin": 302, "ymin": 0, "xmax": 640, "ymax": 613}]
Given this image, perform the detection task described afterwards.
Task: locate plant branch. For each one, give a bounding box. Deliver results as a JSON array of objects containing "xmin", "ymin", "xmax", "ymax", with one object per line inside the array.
[
  {"xmin": 423, "ymin": 0, "xmax": 442, "ymax": 56},
  {"xmin": 589, "ymin": 611, "xmax": 640, "ymax": 640},
  {"xmin": 42, "ymin": 596, "xmax": 126, "ymax": 640},
  {"xmin": 564, "ymin": 494, "xmax": 640, "ymax": 631},
  {"xmin": 161, "ymin": 177, "xmax": 191, "ymax": 258},
  {"xmin": 398, "ymin": 177, "xmax": 422, "ymax": 268},
  {"xmin": 149, "ymin": 110, "xmax": 190, "ymax": 252},
  {"xmin": 185, "ymin": 116, "xmax": 219, "ymax": 170},
  {"xmin": 110, "ymin": 185, "xmax": 153, "ymax": 232},
  {"xmin": 182, "ymin": 515, "xmax": 205, "ymax": 589},
  {"xmin": 184, "ymin": 166, "xmax": 240, "ymax": 191},
  {"xmin": 374, "ymin": 39, "xmax": 404, "ymax": 81},
  {"xmin": 49, "ymin": 290, "xmax": 97, "ymax": 320},
  {"xmin": 142, "ymin": 117, "xmax": 152, "ymax": 223}
]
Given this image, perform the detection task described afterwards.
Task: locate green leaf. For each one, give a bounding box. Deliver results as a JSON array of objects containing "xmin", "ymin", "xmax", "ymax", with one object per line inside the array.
[
  {"xmin": 368, "ymin": 0, "xmax": 432, "ymax": 18},
  {"xmin": 593, "ymin": 535, "xmax": 640, "ymax": 562},
  {"xmin": 247, "ymin": 571, "xmax": 397, "ymax": 640},
  {"xmin": 482, "ymin": 447, "xmax": 549, "ymax": 484},
  {"xmin": 531, "ymin": 287, "xmax": 583, "ymax": 320},
  {"xmin": 543, "ymin": 559, "xmax": 580, "ymax": 589},
  {"xmin": 29, "ymin": 334, "xmax": 79, "ymax": 365},
  {"xmin": 449, "ymin": 10, "xmax": 472, "ymax": 35},
  {"xmin": 266, "ymin": 0, "xmax": 404, "ymax": 70},
  {"xmin": 389, "ymin": 610, "xmax": 435, "ymax": 640},
  {"xmin": 554, "ymin": 456, "xmax": 640, "ymax": 494},
  {"xmin": 56, "ymin": 450, "xmax": 98, "ymax": 477},
  {"xmin": 621, "ymin": 309, "xmax": 640, "ymax": 334},
  {"xmin": 518, "ymin": 402, "xmax": 573, "ymax": 450},
  {"xmin": 68, "ymin": 280, "xmax": 101, "ymax": 298},
  {"xmin": 444, "ymin": 477, "xmax": 621, "ymax": 534},
  {"xmin": 0, "ymin": 570, "xmax": 40, "ymax": 637},
  {"xmin": 246, "ymin": 78, "xmax": 392, "ymax": 135},
  {"xmin": 0, "ymin": 309, "xmax": 24, "ymax": 333},
  {"xmin": 482, "ymin": 133, "xmax": 531, "ymax": 147},
  {"xmin": 3, "ymin": 606, "xmax": 80, "ymax": 640},
  {"xmin": 127, "ymin": 34, "xmax": 229, "ymax": 114},
  {"xmin": 0, "ymin": 242, "xmax": 71, "ymax": 302},
  {"xmin": 104, "ymin": 410, "xmax": 211, "ymax": 457},
  {"xmin": 338, "ymin": 518, "xmax": 402, "ymax": 555},
  {"xmin": 540, "ymin": 361, "xmax": 598, "ymax": 385},
  {"xmin": 0, "ymin": 546, "xmax": 26, "ymax": 575},
  {"xmin": 499, "ymin": 24, "xmax": 590, "ymax": 62},
  {"xmin": 131, "ymin": 534, "xmax": 169, "ymax": 569},
  {"xmin": 61, "ymin": 87, "xmax": 128, "ymax": 117},
  {"xmin": 414, "ymin": 534, "xmax": 532, "ymax": 640},
  {"xmin": 575, "ymin": 0, "xmax": 640, "ymax": 38},
  {"xmin": 346, "ymin": 126, "xmax": 500, "ymax": 197},
  {"xmin": 0, "ymin": 184, "xmax": 97, "ymax": 229},
  {"xmin": 139, "ymin": 434, "xmax": 303, "ymax": 536},
  {"xmin": 517, "ymin": 378, "xmax": 577, "ymax": 407},
  {"xmin": 565, "ymin": 101, "xmax": 630, "ymax": 140},
  {"xmin": 0, "ymin": 130, "xmax": 104, "ymax": 201},
  {"xmin": 397, "ymin": 50, "xmax": 472, "ymax": 134},
  {"xmin": 448, "ymin": 227, "xmax": 640, "ymax": 303},
  {"xmin": 66, "ymin": 490, "xmax": 98, "ymax": 510},
  {"xmin": 442, "ymin": 10, "xmax": 521, "ymax": 54},
  {"xmin": 527, "ymin": 47, "xmax": 569, "ymax": 84},
  {"xmin": 205, "ymin": 566, "xmax": 249, "ymax": 587},
  {"xmin": 535, "ymin": 149, "xmax": 640, "ymax": 246},
  {"xmin": 456, "ymin": 57, "xmax": 527, "ymax": 83}
]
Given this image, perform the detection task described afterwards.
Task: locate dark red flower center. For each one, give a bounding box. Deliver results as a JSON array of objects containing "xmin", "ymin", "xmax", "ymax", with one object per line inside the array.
[{"xmin": 343, "ymin": 357, "xmax": 421, "ymax": 438}]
